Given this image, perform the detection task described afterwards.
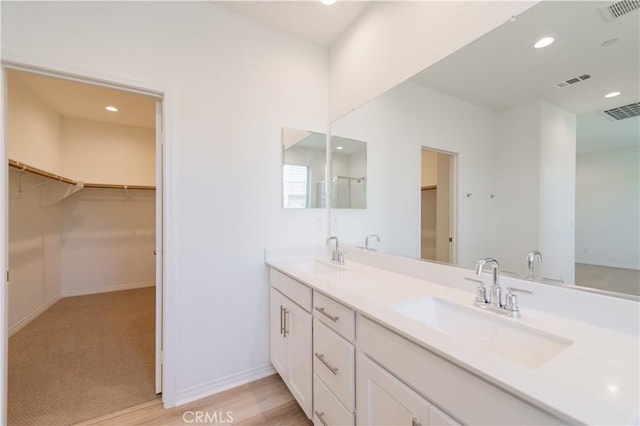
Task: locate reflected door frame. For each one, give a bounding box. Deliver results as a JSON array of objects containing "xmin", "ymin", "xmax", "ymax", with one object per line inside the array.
[{"xmin": 419, "ymin": 147, "xmax": 457, "ymax": 265}]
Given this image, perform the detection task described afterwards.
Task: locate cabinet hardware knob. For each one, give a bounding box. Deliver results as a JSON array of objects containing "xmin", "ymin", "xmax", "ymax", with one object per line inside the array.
[
  {"xmin": 314, "ymin": 352, "xmax": 339, "ymax": 375},
  {"xmin": 315, "ymin": 307, "xmax": 339, "ymax": 322},
  {"xmin": 412, "ymin": 417, "xmax": 422, "ymax": 426}
]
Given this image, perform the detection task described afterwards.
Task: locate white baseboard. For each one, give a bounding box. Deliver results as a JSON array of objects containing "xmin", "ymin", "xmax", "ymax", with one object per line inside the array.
[
  {"xmin": 62, "ymin": 280, "xmax": 156, "ymax": 297},
  {"xmin": 175, "ymin": 363, "xmax": 277, "ymax": 407},
  {"xmin": 9, "ymin": 294, "xmax": 62, "ymax": 337}
]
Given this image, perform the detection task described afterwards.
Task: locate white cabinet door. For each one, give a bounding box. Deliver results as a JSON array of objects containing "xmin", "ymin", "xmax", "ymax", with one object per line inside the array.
[
  {"xmin": 286, "ymin": 298, "xmax": 312, "ymax": 418},
  {"xmin": 270, "ymin": 288, "xmax": 288, "ymax": 378},
  {"xmin": 357, "ymin": 354, "xmax": 429, "ymax": 426}
]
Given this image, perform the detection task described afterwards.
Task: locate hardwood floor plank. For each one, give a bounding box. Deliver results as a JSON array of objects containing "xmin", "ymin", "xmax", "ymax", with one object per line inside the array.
[{"xmin": 82, "ymin": 374, "xmax": 311, "ymax": 426}]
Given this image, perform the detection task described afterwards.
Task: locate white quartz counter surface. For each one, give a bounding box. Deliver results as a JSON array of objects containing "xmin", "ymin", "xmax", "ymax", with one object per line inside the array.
[{"xmin": 267, "ymin": 257, "xmax": 639, "ymax": 425}]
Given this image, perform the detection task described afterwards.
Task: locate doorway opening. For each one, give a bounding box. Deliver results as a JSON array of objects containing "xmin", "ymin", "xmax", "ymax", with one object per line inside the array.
[
  {"xmin": 3, "ymin": 66, "xmax": 164, "ymax": 424},
  {"xmin": 420, "ymin": 148, "xmax": 455, "ymax": 263}
]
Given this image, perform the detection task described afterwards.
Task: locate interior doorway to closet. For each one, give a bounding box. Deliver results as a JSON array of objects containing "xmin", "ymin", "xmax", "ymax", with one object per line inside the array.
[
  {"xmin": 3, "ymin": 67, "xmax": 164, "ymax": 425},
  {"xmin": 420, "ymin": 148, "xmax": 455, "ymax": 263}
]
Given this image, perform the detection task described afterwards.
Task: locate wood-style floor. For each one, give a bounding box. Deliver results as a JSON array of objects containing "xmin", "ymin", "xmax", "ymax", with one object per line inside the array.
[{"xmin": 79, "ymin": 374, "xmax": 312, "ymax": 426}]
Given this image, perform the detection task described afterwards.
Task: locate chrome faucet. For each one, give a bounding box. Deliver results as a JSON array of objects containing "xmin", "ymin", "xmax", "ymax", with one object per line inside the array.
[
  {"xmin": 475, "ymin": 258, "xmax": 502, "ymax": 308},
  {"xmin": 526, "ymin": 250, "xmax": 542, "ymax": 279},
  {"xmin": 470, "ymin": 257, "xmax": 533, "ymax": 318},
  {"xmin": 326, "ymin": 236, "xmax": 344, "ymax": 265},
  {"xmin": 365, "ymin": 234, "xmax": 380, "ymax": 250}
]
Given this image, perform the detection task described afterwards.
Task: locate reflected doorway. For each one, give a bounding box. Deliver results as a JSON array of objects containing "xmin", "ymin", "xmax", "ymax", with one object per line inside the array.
[{"xmin": 420, "ymin": 148, "xmax": 454, "ymax": 263}]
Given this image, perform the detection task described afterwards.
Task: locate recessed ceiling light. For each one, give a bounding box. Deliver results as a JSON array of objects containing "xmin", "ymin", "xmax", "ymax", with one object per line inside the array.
[
  {"xmin": 105, "ymin": 106, "xmax": 118, "ymax": 112},
  {"xmin": 604, "ymin": 91, "xmax": 621, "ymax": 98},
  {"xmin": 336, "ymin": 146, "xmax": 344, "ymax": 150},
  {"xmin": 534, "ymin": 37, "xmax": 555, "ymax": 49},
  {"xmin": 320, "ymin": 0, "xmax": 336, "ymax": 5}
]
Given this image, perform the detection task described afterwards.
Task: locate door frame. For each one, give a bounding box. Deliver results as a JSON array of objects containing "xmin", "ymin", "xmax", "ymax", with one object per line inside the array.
[
  {"xmin": 0, "ymin": 58, "xmax": 172, "ymax": 419},
  {"xmin": 419, "ymin": 146, "xmax": 458, "ymax": 265}
]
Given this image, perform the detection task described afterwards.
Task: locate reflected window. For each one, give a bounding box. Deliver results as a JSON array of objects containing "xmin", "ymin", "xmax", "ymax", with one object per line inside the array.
[{"xmin": 283, "ymin": 165, "xmax": 310, "ymax": 208}]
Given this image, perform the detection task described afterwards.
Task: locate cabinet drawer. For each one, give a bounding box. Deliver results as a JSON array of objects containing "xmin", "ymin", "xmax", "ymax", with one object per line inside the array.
[
  {"xmin": 313, "ymin": 291, "xmax": 355, "ymax": 341},
  {"xmin": 313, "ymin": 319, "xmax": 355, "ymax": 411},
  {"xmin": 270, "ymin": 268, "xmax": 312, "ymax": 312},
  {"xmin": 359, "ymin": 315, "xmax": 565, "ymax": 425},
  {"xmin": 314, "ymin": 374, "xmax": 354, "ymax": 426}
]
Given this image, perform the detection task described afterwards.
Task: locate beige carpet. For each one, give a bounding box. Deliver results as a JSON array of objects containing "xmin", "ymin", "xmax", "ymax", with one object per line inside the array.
[{"xmin": 8, "ymin": 287, "xmax": 159, "ymax": 425}]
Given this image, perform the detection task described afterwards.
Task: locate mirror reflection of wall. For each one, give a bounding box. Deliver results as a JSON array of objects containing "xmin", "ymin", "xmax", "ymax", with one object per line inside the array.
[
  {"xmin": 331, "ymin": 1, "xmax": 639, "ymax": 296},
  {"xmin": 331, "ymin": 136, "xmax": 367, "ymax": 209},
  {"xmin": 575, "ymin": 113, "xmax": 639, "ymax": 295},
  {"xmin": 282, "ymin": 127, "xmax": 326, "ymax": 209}
]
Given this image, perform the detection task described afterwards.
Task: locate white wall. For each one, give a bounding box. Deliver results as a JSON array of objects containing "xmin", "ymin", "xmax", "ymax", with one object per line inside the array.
[
  {"xmin": 495, "ymin": 100, "xmax": 576, "ymax": 282},
  {"xmin": 539, "ymin": 101, "xmax": 576, "ymax": 284},
  {"xmin": 2, "ymin": 1, "xmax": 328, "ymax": 406},
  {"xmin": 60, "ymin": 188, "xmax": 156, "ymax": 296},
  {"xmin": 331, "ymin": 80, "xmax": 499, "ymax": 266},
  {"xmin": 329, "ymin": 1, "xmax": 538, "ymax": 121},
  {"xmin": 6, "ymin": 72, "xmax": 62, "ymax": 175},
  {"xmin": 7, "ymin": 169, "xmax": 62, "ymax": 334},
  {"xmin": 576, "ymin": 146, "xmax": 640, "ymax": 270},
  {"xmin": 61, "ymin": 118, "xmax": 155, "ymax": 186},
  {"xmin": 495, "ymin": 101, "xmax": 542, "ymax": 275},
  {"xmin": 6, "ymin": 74, "xmax": 64, "ymax": 335}
]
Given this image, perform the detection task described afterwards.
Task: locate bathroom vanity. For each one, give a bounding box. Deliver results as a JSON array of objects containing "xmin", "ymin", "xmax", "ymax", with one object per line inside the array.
[{"xmin": 266, "ymin": 247, "xmax": 639, "ymax": 425}]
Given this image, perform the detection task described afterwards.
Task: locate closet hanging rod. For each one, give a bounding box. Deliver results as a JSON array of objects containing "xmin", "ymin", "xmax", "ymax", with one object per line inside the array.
[
  {"xmin": 83, "ymin": 183, "xmax": 156, "ymax": 191},
  {"xmin": 8, "ymin": 159, "xmax": 156, "ymax": 190},
  {"xmin": 8, "ymin": 159, "xmax": 77, "ymax": 185}
]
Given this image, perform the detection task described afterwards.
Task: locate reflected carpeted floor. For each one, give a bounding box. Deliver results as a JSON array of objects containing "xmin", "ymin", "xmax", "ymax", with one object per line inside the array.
[
  {"xmin": 576, "ymin": 263, "xmax": 640, "ymax": 297},
  {"xmin": 8, "ymin": 287, "xmax": 159, "ymax": 426}
]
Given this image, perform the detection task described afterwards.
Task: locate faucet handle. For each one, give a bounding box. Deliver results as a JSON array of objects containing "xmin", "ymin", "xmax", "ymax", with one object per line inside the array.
[
  {"xmin": 504, "ymin": 287, "xmax": 533, "ymax": 317},
  {"xmin": 465, "ymin": 277, "xmax": 488, "ymax": 303}
]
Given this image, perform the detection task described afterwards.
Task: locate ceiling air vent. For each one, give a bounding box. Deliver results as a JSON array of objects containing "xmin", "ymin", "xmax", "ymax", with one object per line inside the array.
[
  {"xmin": 600, "ymin": 0, "xmax": 640, "ymax": 21},
  {"xmin": 555, "ymin": 74, "xmax": 591, "ymax": 89},
  {"xmin": 602, "ymin": 102, "xmax": 640, "ymax": 120}
]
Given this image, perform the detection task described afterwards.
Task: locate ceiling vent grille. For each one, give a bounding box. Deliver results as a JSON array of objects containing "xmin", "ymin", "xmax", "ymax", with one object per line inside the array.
[
  {"xmin": 555, "ymin": 74, "xmax": 591, "ymax": 89},
  {"xmin": 600, "ymin": 0, "xmax": 640, "ymax": 21},
  {"xmin": 602, "ymin": 102, "xmax": 640, "ymax": 120}
]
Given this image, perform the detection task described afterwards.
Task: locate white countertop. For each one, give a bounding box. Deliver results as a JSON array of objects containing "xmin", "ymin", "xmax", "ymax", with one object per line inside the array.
[{"xmin": 266, "ymin": 254, "xmax": 640, "ymax": 425}]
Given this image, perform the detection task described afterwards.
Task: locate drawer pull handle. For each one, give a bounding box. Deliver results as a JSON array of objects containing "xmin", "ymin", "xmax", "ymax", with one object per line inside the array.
[
  {"xmin": 315, "ymin": 352, "xmax": 339, "ymax": 375},
  {"xmin": 283, "ymin": 308, "xmax": 289, "ymax": 338},
  {"xmin": 315, "ymin": 410, "xmax": 329, "ymax": 426},
  {"xmin": 279, "ymin": 305, "xmax": 284, "ymax": 335},
  {"xmin": 315, "ymin": 307, "xmax": 339, "ymax": 322},
  {"xmin": 412, "ymin": 417, "xmax": 422, "ymax": 426}
]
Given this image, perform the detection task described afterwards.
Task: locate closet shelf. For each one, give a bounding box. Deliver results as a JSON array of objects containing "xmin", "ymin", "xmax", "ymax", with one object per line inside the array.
[{"xmin": 8, "ymin": 159, "xmax": 156, "ymax": 191}]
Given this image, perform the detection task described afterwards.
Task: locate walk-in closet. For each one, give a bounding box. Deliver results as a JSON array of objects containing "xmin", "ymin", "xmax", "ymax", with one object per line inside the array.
[{"xmin": 6, "ymin": 69, "xmax": 160, "ymax": 425}]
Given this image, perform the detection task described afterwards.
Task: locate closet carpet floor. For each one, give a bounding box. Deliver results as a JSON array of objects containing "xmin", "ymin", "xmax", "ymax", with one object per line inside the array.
[{"xmin": 8, "ymin": 287, "xmax": 159, "ymax": 426}]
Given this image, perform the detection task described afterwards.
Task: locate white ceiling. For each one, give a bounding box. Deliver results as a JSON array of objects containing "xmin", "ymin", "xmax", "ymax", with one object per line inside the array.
[
  {"xmin": 9, "ymin": 70, "xmax": 157, "ymax": 129},
  {"xmin": 212, "ymin": 1, "xmax": 370, "ymax": 47},
  {"xmin": 410, "ymin": 1, "xmax": 639, "ymax": 154}
]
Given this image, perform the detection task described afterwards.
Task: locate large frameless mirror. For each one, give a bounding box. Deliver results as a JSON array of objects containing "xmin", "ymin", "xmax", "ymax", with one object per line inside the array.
[{"xmin": 330, "ymin": 1, "xmax": 639, "ymax": 297}]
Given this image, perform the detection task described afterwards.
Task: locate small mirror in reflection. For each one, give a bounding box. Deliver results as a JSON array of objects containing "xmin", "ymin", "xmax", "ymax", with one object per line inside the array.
[{"xmin": 282, "ymin": 127, "xmax": 326, "ymax": 209}]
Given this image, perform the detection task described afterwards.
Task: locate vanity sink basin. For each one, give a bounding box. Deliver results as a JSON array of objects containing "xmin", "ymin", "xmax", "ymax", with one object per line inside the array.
[
  {"xmin": 290, "ymin": 260, "xmax": 346, "ymax": 275},
  {"xmin": 392, "ymin": 297, "xmax": 573, "ymax": 368}
]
